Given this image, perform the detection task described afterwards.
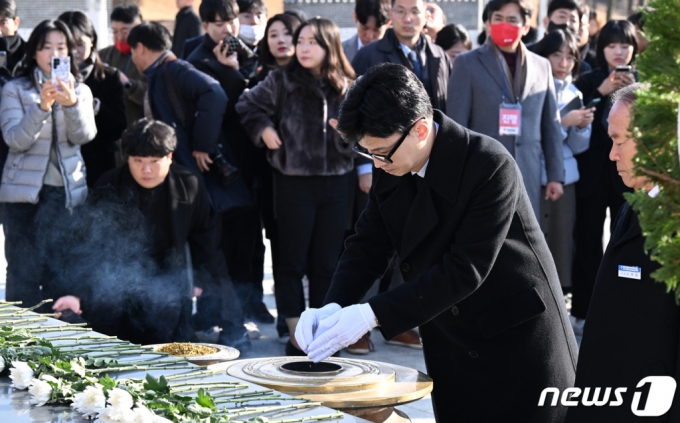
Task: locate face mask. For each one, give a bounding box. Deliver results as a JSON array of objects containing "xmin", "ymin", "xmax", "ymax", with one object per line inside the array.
[
  {"xmin": 114, "ymin": 40, "xmax": 131, "ymax": 55},
  {"xmin": 239, "ymin": 24, "xmax": 266, "ymax": 45},
  {"xmin": 547, "ymin": 21, "xmax": 573, "ymax": 34},
  {"xmin": 490, "ymin": 22, "xmax": 523, "ymax": 47}
]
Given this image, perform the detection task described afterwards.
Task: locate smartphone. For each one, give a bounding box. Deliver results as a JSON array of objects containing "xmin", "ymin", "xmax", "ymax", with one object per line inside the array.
[
  {"xmin": 615, "ymin": 65, "xmax": 632, "ymax": 75},
  {"xmin": 51, "ymin": 56, "xmax": 70, "ymax": 86},
  {"xmin": 0, "ymin": 51, "xmax": 7, "ymax": 69},
  {"xmin": 221, "ymin": 34, "xmax": 241, "ymax": 56},
  {"xmin": 585, "ymin": 98, "xmax": 601, "ymax": 109}
]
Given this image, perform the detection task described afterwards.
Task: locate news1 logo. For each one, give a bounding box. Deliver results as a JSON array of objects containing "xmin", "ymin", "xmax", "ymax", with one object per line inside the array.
[{"xmin": 538, "ymin": 376, "xmax": 677, "ymax": 416}]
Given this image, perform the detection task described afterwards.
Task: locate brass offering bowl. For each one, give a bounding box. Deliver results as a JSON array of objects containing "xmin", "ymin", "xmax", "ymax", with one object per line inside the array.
[
  {"xmin": 147, "ymin": 342, "xmax": 239, "ymax": 366},
  {"xmin": 226, "ymin": 357, "xmax": 433, "ymax": 410}
]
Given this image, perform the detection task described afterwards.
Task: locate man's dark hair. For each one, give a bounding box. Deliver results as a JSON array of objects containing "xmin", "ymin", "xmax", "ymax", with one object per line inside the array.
[
  {"xmin": 237, "ymin": 0, "xmax": 267, "ymax": 15},
  {"xmin": 627, "ymin": 10, "xmax": 646, "ymax": 30},
  {"xmin": 436, "ymin": 23, "xmax": 471, "ymax": 51},
  {"xmin": 486, "ymin": 0, "xmax": 533, "ymax": 25},
  {"xmin": 355, "ymin": 0, "xmax": 391, "ymax": 28},
  {"xmin": 123, "ymin": 119, "xmax": 177, "ymax": 158},
  {"xmin": 110, "ymin": 4, "xmax": 142, "ymax": 24},
  {"xmin": 337, "ymin": 63, "xmax": 433, "ymax": 145},
  {"xmin": 596, "ymin": 20, "xmax": 637, "ymax": 68},
  {"xmin": 0, "ymin": 0, "xmax": 17, "ymax": 20},
  {"xmin": 199, "ymin": 0, "xmax": 239, "ymax": 23},
  {"xmin": 547, "ymin": 0, "xmax": 579, "ymax": 18},
  {"xmin": 127, "ymin": 21, "xmax": 172, "ymax": 52},
  {"xmin": 611, "ymin": 82, "xmax": 643, "ymax": 108}
]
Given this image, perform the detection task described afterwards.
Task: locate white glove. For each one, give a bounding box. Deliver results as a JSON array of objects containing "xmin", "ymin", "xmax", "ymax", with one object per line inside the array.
[
  {"xmin": 294, "ymin": 303, "xmax": 342, "ymax": 353},
  {"xmin": 307, "ymin": 303, "xmax": 378, "ymax": 362}
]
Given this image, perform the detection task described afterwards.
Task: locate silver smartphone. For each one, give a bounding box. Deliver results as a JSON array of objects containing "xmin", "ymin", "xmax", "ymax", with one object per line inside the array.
[{"xmin": 51, "ymin": 56, "xmax": 70, "ymax": 86}]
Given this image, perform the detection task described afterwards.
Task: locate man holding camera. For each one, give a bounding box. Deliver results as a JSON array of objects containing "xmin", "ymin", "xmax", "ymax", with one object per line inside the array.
[{"xmin": 186, "ymin": 0, "xmax": 274, "ymax": 324}]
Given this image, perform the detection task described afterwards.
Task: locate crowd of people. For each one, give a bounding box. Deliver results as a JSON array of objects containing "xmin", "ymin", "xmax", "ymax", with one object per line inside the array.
[{"xmin": 0, "ymin": 0, "xmax": 646, "ymax": 362}]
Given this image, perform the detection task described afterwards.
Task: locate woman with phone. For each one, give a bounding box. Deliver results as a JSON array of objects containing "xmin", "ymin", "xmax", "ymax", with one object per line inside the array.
[
  {"xmin": 570, "ymin": 19, "xmax": 638, "ymax": 337},
  {"xmin": 533, "ymin": 29, "xmax": 594, "ymax": 298},
  {"xmin": 0, "ymin": 19, "xmax": 96, "ymax": 311},
  {"xmin": 58, "ymin": 11, "xmax": 127, "ymax": 188},
  {"xmin": 236, "ymin": 18, "xmax": 355, "ymax": 356}
]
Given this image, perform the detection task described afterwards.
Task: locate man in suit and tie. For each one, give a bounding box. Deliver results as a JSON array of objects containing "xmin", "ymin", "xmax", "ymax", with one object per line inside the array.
[
  {"xmin": 351, "ymin": 0, "xmax": 450, "ymax": 113},
  {"xmin": 446, "ymin": 0, "xmax": 565, "ymax": 219},
  {"xmin": 342, "ymin": 0, "xmax": 391, "ymax": 63},
  {"xmin": 295, "ymin": 63, "xmax": 577, "ymax": 422}
]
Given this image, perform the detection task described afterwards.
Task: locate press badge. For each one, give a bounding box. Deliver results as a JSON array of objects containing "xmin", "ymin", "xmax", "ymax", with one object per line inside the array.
[
  {"xmin": 618, "ymin": 265, "xmax": 641, "ymax": 280},
  {"xmin": 499, "ymin": 103, "xmax": 522, "ymax": 136}
]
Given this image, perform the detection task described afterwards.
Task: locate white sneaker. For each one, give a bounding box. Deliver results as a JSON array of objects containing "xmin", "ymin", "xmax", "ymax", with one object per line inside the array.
[
  {"xmin": 244, "ymin": 322, "xmax": 261, "ymax": 340},
  {"xmin": 277, "ymin": 334, "xmax": 290, "ymax": 345},
  {"xmin": 569, "ymin": 315, "xmax": 585, "ymax": 337}
]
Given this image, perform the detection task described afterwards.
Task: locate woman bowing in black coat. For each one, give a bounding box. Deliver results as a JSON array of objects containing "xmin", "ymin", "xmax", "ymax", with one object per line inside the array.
[
  {"xmin": 59, "ymin": 11, "xmax": 127, "ymax": 187},
  {"xmin": 566, "ymin": 84, "xmax": 680, "ymax": 422}
]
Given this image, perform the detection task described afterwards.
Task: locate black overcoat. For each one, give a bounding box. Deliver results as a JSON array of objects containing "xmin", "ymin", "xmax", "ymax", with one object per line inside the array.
[
  {"xmin": 325, "ymin": 111, "xmax": 578, "ymax": 422},
  {"xmin": 566, "ymin": 202, "xmax": 680, "ymax": 422},
  {"xmin": 351, "ymin": 29, "xmax": 450, "ymax": 113}
]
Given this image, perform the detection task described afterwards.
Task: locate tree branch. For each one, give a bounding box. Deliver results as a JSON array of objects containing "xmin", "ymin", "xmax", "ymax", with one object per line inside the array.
[{"xmin": 639, "ymin": 167, "xmax": 680, "ymax": 185}]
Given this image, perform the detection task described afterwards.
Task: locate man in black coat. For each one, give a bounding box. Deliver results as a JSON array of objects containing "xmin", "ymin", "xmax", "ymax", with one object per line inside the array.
[
  {"xmin": 51, "ymin": 120, "xmax": 216, "ymax": 345},
  {"xmin": 351, "ymin": 0, "xmax": 449, "ymax": 112},
  {"xmin": 565, "ymin": 85, "xmax": 680, "ymax": 422},
  {"xmin": 173, "ymin": 0, "xmax": 203, "ymax": 56},
  {"xmin": 295, "ymin": 63, "xmax": 577, "ymax": 422},
  {"xmin": 187, "ymin": 0, "xmax": 275, "ymax": 324}
]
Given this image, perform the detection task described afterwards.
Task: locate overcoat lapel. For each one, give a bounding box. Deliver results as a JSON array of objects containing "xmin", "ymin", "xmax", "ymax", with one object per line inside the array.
[
  {"xmin": 477, "ymin": 45, "xmax": 506, "ymax": 94},
  {"xmin": 520, "ymin": 54, "xmax": 537, "ymax": 103},
  {"xmin": 612, "ymin": 203, "xmax": 641, "ymax": 248}
]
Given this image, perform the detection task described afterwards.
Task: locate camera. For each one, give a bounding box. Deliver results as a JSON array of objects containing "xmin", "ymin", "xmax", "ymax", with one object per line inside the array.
[{"xmin": 209, "ymin": 144, "xmax": 240, "ymax": 187}]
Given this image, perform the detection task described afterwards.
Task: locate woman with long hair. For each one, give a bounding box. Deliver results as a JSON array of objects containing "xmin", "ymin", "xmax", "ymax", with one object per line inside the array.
[
  {"xmin": 249, "ymin": 13, "xmax": 300, "ymax": 87},
  {"xmin": 237, "ymin": 18, "xmax": 355, "ymax": 355},
  {"xmin": 533, "ymin": 29, "xmax": 593, "ymax": 298},
  {"xmin": 58, "ymin": 11, "xmax": 127, "ymax": 187},
  {"xmin": 0, "ymin": 19, "xmax": 97, "ymax": 310},
  {"xmin": 571, "ymin": 20, "xmax": 638, "ymax": 335}
]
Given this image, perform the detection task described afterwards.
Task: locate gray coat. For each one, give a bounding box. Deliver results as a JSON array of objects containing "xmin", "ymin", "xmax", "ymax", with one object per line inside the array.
[
  {"xmin": 0, "ymin": 72, "xmax": 97, "ymax": 208},
  {"xmin": 342, "ymin": 34, "xmax": 360, "ymax": 63},
  {"xmin": 446, "ymin": 44, "xmax": 564, "ymax": 217}
]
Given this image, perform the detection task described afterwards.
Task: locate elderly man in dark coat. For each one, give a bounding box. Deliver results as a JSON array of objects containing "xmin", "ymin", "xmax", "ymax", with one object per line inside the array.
[
  {"xmin": 294, "ymin": 63, "xmax": 577, "ymax": 422},
  {"xmin": 565, "ymin": 85, "xmax": 680, "ymax": 422}
]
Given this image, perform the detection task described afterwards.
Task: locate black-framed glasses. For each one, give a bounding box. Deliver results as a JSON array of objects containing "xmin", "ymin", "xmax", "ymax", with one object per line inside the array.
[{"xmin": 352, "ymin": 118, "xmax": 424, "ymax": 164}]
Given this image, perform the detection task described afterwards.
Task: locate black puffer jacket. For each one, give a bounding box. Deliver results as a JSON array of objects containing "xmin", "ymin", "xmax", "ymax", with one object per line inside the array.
[{"xmin": 236, "ymin": 69, "xmax": 355, "ymax": 176}]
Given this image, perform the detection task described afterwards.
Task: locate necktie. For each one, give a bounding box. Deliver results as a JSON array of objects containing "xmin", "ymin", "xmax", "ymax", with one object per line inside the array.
[{"xmin": 407, "ymin": 50, "xmax": 422, "ymax": 80}]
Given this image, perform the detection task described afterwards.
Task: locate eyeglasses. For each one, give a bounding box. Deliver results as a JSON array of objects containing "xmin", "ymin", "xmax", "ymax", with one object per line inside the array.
[{"xmin": 352, "ymin": 118, "xmax": 424, "ymax": 164}]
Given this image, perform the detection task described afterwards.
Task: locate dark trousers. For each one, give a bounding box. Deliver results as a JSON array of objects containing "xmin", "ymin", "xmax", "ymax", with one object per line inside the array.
[
  {"xmin": 274, "ymin": 172, "xmax": 350, "ymax": 317},
  {"xmin": 571, "ymin": 173, "xmax": 627, "ymax": 319},
  {"xmin": 220, "ymin": 206, "xmax": 266, "ymax": 310},
  {"xmin": 4, "ymin": 186, "xmax": 67, "ymax": 310}
]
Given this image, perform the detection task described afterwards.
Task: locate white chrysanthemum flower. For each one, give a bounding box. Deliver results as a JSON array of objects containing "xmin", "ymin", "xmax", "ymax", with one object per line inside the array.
[
  {"xmin": 94, "ymin": 406, "xmax": 136, "ymax": 423},
  {"xmin": 72, "ymin": 385, "xmax": 107, "ymax": 418},
  {"xmin": 107, "ymin": 388, "xmax": 134, "ymax": 410},
  {"xmin": 9, "ymin": 361, "xmax": 34, "ymax": 390},
  {"xmin": 131, "ymin": 405, "xmax": 172, "ymax": 423},
  {"xmin": 0, "ymin": 355, "xmax": 5, "ymax": 372},
  {"xmin": 28, "ymin": 378, "xmax": 53, "ymax": 406}
]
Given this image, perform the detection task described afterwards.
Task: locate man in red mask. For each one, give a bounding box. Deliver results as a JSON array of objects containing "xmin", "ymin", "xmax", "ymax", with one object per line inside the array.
[
  {"xmin": 100, "ymin": 4, "xmax": 146, "ymax": 133},
  {"xmin": 446, "ymin": 0, "xmax": 564, "ymax": 222}
]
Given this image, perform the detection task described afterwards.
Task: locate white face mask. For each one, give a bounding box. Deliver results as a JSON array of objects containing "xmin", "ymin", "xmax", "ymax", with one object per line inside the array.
[{"xmin": 239, "ymin": 24, "xmax": 266, "ymax": 45}]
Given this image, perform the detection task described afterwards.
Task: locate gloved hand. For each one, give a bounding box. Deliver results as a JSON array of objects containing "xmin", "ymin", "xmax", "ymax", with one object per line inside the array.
[
  {"xmin": 307, "ymin": 303, "xmax": 378, "ymax": 362},
  {"xmin": 294, "ymin": 303, "xmax": 342, "ymax": 353}
]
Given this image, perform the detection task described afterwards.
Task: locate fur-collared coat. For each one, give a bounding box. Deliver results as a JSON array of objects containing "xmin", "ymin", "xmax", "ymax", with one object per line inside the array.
[{"xmin": 236, "ymin": 69, "xmax": 355, "ymax": 176}]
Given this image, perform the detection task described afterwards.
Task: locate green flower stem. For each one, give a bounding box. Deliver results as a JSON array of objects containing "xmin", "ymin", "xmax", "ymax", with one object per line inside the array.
[
  {"xmin": 218, "ymin": 396, "xmax": 308, "ymax": 405},
  {"xmin": 0, "ymin": 301, "xmax": 23, "ymax": 308},
  {"xmin": 14, "ymin": 299, "xmax": 53, "ymax": 312},
  {"xmin": 238, "ymin": 412, "xmax": 344, "ymax": 423},
  {"xmin": 24, "ymin": 326, "xmax": 92, "ymax": 334},
  {"xmin": 170, "ymin": 380, "xmax": 244, "ymax": 388},
  {"xmin": 90, "ymin": 364, "xmax": 197, "ymax": 374},
  {"xmin": 163, "ymin": 369, "xmax": 222, "ymax": 381},
  {"xmin": 212, "ymin": 389, "xmax": 275, "ymax": 399},
  {"xmin": 171, "ymin": 383, "xmax": 249, "ymax": 393},
  {"xmin": 21, "ymin": 323, "xmax": 89, "ymax": 329},
  {"xmin": 223, "ymin": 402, "xmax": 321, "ymax": 417},
  {"xmin": 0, "ymin": 317, "xmax": 47, "ymax": 324}
]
